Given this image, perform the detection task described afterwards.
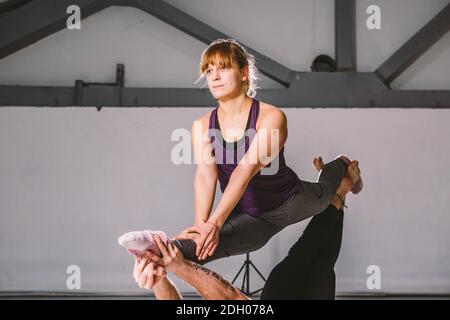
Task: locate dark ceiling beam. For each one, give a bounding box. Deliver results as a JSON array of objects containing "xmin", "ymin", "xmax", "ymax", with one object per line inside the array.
[
  {"xmin": 0, "ymin": 0, "xmax": 111, "ymax": 60},
  {"xmin": 375, "ymin": 3, "xmax": 450, "ymax": 86},
  {"xmin": 0, "ymin": 0, "xmax": 33, "ymax": 14},
  {"xmin": 1, "ymin": 1, "xmax": 449, "ymax": 109},
  {"xmin": 0, "ymin": 0, "xmax": 293, "ymax": 87},
  {"xmin": 126, "ymin": 0, "xmax": 293, "ymax": 87},
  {"xmin": 335, "ymin": 0, "xmax": 356, "ymax": 71},
  {"xmin": 1, "ymin": 73, "xmax": 449, "ymax": 108}
]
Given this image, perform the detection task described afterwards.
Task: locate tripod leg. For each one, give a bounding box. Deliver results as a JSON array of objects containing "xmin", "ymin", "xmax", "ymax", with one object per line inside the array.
[
  {"xmin": 241, "ymin": 264, "xmax": 248, "ymax": 294},
  {"xmin": 233, "ymin": 254, "xmax": 267, "ymax": 296},
  {"xmin": 250, "ymin": 288, "xmax": 263, "ymax": 296},
  {"xmin": 246, "ymin": 258, "xmax": 250, "ymax": 295},
  {"xmin": 231, "ymin": 263, "xmax": 246, "ymax": 284},
  {"xmin": 249, "ymin": 261, "xmax": 267, "ymax": 281}
]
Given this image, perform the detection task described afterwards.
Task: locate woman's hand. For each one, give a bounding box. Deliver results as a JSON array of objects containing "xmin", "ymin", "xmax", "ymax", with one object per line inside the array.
[
  {"xmin": 133, "ymin": 256, "xmax": 166, "ymax": 290},
  {"xmin": 195, "ymin": 221, "xmax": 220, "ymax": 261},
  {"xmin": 176, "ymin": 225, "xmax": 201, "ymax": 241}
]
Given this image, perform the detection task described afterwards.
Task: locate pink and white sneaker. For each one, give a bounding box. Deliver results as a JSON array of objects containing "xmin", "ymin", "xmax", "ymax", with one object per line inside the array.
[{"xmin": 118, "ymin": 230, "xmax": 169, "ymax": 258}]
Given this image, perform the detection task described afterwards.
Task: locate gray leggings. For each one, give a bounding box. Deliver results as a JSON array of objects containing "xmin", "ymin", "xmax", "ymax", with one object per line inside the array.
[{"xmin": 173, "ymin": 158, "xmax": 348, "ymax": 264}]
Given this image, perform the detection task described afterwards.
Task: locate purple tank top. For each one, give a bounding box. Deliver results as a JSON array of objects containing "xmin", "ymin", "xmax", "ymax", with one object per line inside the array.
[{"xmin": 208, "ymin": 98, "xmax": 302, "ymax": 217}]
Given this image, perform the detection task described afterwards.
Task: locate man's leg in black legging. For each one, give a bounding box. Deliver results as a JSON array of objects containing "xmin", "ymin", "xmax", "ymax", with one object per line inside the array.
[
  {"xmin": 260, "ymin": 204, "xmax": 343, "ymax": 300},
  {"xmin": 302, "ymin": 210, "xmax": 344, "ymax": 299},
  {"xmin": 260, "ymin": 158, "xmax": 359, "ymax": 300}
]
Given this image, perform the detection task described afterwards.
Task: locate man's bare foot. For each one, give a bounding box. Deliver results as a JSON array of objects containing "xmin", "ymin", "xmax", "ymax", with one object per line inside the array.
[
  {"xmin": 339, "ymin": 155, "xmax": 363, "ymax": 194},
  {"xmin": 315, "ymin": 156, "xmax": 362, "ymax": 183},
  {"xmin": 315, "ymin": 155, "xmax": 363, "ymax": 194},
  {"xmin": 313, "ymin": 156, "xmax": 324, "ymax": 172},
  {"xmin": 347, "ymin": 160, "xmax": 361, "ymax": 184},
  {"xmin": 337, "ymin": 176, "xmax": 353, "ymax": 196},
  {"xmin": 331, "ymin": 176, "xmax": 354, "ymax": 210}
]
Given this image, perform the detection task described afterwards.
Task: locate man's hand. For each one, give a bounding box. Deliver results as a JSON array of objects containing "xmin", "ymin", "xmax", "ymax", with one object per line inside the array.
[
  {"xmin": 195, "ymin": 221, "xmax": 220, "ymax": 261},
  {"xmin": 133, "ymin": 256, "xmax": 166, "ymax": 290},
  {"xmin": 144, "ymin": 236, "xmax": 186, "ymax": 272}
]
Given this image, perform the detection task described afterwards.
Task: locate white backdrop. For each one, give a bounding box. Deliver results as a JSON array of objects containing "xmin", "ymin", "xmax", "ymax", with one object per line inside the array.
[
  {"xmin": 0, "ymin": 106, "xmax": 449, "ymax": 294},
  {"xmin": 1, "ymin": 0, "xmax": 450, "ymax": 295}
]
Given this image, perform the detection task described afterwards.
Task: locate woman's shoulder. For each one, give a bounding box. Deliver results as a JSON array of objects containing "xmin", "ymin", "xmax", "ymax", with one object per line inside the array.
[
  {"xmin": 199, "ymin": 110, "xmax": 214, "ymax": 125},
  {"xmin": 257, "ymin": 101, "xmax": 287, "ymax": 125},
  {"xmin": 192, "ymin": 108, "xmax": 214, "ymax": 122},
  {"xmin": 191, "ymin": 110, "xmax": 214, "ymax": 134}
]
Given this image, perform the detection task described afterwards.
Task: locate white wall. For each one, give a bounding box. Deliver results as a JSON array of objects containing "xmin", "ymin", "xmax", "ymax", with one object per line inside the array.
[{"xmin": 1, "ymin": 0, "xmax": 450, "ymax": 295}]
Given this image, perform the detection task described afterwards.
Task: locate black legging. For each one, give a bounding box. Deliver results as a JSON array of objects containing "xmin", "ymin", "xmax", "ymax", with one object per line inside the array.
[
  {"xmin": 173, "ymin": 158, "xmax": 347, "ymax": 265},
  {"xmin": 260, "ymin": 204, "xmax": 344, "ymax": 300}
]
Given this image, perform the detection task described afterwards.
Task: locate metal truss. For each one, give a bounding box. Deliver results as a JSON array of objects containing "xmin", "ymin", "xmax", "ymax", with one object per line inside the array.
[{"xmin": 0, "ymin": 0, "xmax": 449, "ymax": 108}]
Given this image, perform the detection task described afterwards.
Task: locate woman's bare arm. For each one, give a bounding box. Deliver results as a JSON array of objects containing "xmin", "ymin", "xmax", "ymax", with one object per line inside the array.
[
  {"xmin": 192, "ymin": 117, "xmax": 218, "ymax": 226},
  {"xmin": 208, "ymin": 108, "xmax": 287, "ymax": 229}
]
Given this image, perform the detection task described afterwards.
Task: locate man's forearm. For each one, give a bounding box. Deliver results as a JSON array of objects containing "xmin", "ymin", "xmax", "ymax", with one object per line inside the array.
[
  {"xmin": 153, "ymin": 277, "xmax": 183, "ymax": 300},
  {"xmin": 171, "ymin": 260, "xmax": 248, "ymax": 300}
]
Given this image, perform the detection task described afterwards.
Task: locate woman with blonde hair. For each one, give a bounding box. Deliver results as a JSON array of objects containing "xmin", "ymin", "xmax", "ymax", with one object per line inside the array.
[{"xmin": 119, "ymin": 39, "xmax": 362, "ymax": 265}]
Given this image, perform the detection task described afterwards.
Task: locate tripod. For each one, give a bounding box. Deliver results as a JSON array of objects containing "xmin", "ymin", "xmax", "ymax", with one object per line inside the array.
[{"xmin": 231, "ymin": 253, "xmax": 266, "ymax": 296}]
